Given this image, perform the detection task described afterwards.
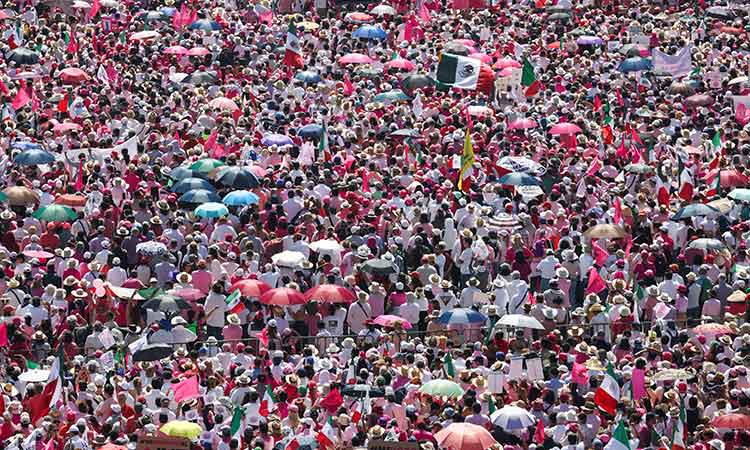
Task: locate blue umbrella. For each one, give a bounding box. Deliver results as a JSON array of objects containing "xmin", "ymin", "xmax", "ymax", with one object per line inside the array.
[
  {"xmin": 294, "ymin": 71, "xmax": 322, "ymax": 84},
  {"xmin": 188, "ymin": 19, "xmax": 222, "ymax": 31},
  {"xmin": 11, "ymin": 141, "xmax": 43, "ymax": 150},
  {"xmin": 298, "ymin": 124, "xmax": 324, "ymax": 139},
  {"xmin": 373, "ymin": 89, "xmax": 410, "ymax": 104},
  {"xmin": 222, "ymin": 190, "xmax": 260, "ymax": 206},
  {"xmin": 436, "ymin": 308, "xmax": 487, "ymax": 325},
  {"xmin": 498, "ymin": 172, "xmax": 541, "ymax": 186},
  {"xmin": 194, "ymin": 202, "xmax": 229, "ymax": 218},
  {"xmin": 14, "ymin": 148, "xmax": 55, "ymax": 166},
  {"xmin": 670, "ymin": 203, "xmax": 720, "ymax": 220},
  {"xmin": 159, "ymin": 6, "xmax": 176, "ymax": 16},
  {"xmin": 168, "ymin": 166, "xmax": 202, "ymax": 181},
  {"xmin": 171, "ymin": 177, "xmax": 215, "ymax": 194},
  {"xmin": 178, "ymin": 189, "xmax": 220, "ymax": 204},
  {"xmin": 215, "ymin": 167, "xmax": 259, "ymax": 189},
  {"xmin": 353, "ymin": 25, "xmax": 387, "ymax": 40},
  {"xmin": 618, "ymin": 57, "xmax": 652, "ymax": 73},
  {"xmin": 261, "ymin": 133, "xmax": 294, "ymax": 147}
]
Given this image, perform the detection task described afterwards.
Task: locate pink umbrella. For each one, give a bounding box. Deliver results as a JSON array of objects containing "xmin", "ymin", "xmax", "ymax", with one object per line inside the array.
[
  {"xmin": 384, "ymin": 58, "xmax": 415, "ymax": 71},
  {"xmin": 187, "ymin": 47, "xmax": 210, "ymax": 56},
  {"xmin": 164, "ymin": 45, "xmax": 188, "ymax": 55},
  {"xmin": 494, "ymin": 58, "xmax": 522, "ymax": 69},
  {"xmin": 452, "ymin": 38, "xmax": 476, "ymax": 47},
  {"xmin": 209, "ymin": 97, "xmax": 240, "ymax": 111},
  {"xmin": 468, "ymin": 52, "xmax": 493, "ymax": 63},
  {"xmin": 172, "ymin": 288, "xmax": 205, "ymax": 301},
  {"xmin": 436, "ymin": 423, "xmax": 498, "ymax": 450},
  {"xmin": 22, "ymin": 250, "xmax": 53, "ymax": 259},
  {"xmin": 338, "ymin": 53, "xmax": 374, "ymax": 64},
  {"xmin": 59, "ymin": 67, "xmax": 88, "ymax": 84},
  {"xmin": 122, "ymin": 278, "xmax": 145, "ymax": 289},
  {"xmin": 498, "ymin": 67, "xmax": 515, "ymax": 77},
  {"xmin": 508, "ymin": 118, "xmax": 538, "ymax": 130},
  {"xmin": 549, "ymin": 123, "xmax": 582, "ymax": 135},
  {"xmin": 247, "ymin": 165, "xmax": 267, "ymax": 177},
  {"xmin": 373, "ymin": 314, "xmax": 413, "ymax": 329},
  {"xmin": 344, "ymin": 12, "xmax": 374, "ymax": 22},
  {"xmin": 53, "ymin": 121, "xmax": 83, "ymax": 133},
  {"xmin": 230, "ymin": 279, "xmax": 272, "ymax": 298}
]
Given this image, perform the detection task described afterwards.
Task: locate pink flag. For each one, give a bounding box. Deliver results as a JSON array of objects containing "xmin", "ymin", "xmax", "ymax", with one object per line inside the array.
[
  {"xmin": 613, "ymin": 197, "xmax": 622, "ymax": 224},
  {"xmin": 66, "ymin": 29, "xmax": 79, "ymax": 54},
  {"xmin": 585, "ymin": 157, "xmax": 602, "ymax": 177},
  {"xmin": 591, "ymin": 241, "xmax": 609, "ymax": 266},
  {"xmin": 74, "ymin": 159, "xmax": 84, "ymax": 191},
  {"xmin": 586, "ymin": 267, "xmax": 606, "ymax": 294},
  {"xmin": 417, "ymin": 2, "xmax": 430, "ymax": 21},
  {"xmin": 204, "ymin": 130, "xmax": 218, "ymax": 154},
  {"xmin": 89, "ymin": 0, "xmax": 100, "ymax": 19},
  {"xmin": 172, "ymin": 376, "xmax": 200, "ymax": 403},
  {"xmin": 737, "ymin": 104, "xmax": 750, "ymax": 126},
  {"xmin": 403, "ymin": 16, "xmax": 416, "ymax": 43},
  {"xmin": 616, "ymin": 138, "xmax": 628, "ymax": 159},
  {"xmin": 362, "ymin": 169, "xmax": 370, "ymax": 192},
  {"xmin": 632, "ymin": 368, "xmax": 647, "ymax": 401},
  {"xmin": 105, "ymin": 63, "xmax": 118, "ymax": 84},
  {"xmin": 11, "ymin": 83, "xmax": 30, "ymax": 110},
  {"xmin": 0, "ymin": 79, "xmax": 8, "ymax": 96},
  {"xmin": 171, "ymin": 8, "xmax": 183, "ymax": 29},
  {"xmin": 533, "ymin": 419, "xmax": 545, "ymax": 444},
  {"xmin": 572, "ymin": 362, "xmax": 589, "ymax": 384},
  {"xmin": 0, "ymin": 323, "xmax": 7, "ymax": 347},
  {"xmin": 343, "ymin": 74, "xmax": 354, "ymax": 96}
]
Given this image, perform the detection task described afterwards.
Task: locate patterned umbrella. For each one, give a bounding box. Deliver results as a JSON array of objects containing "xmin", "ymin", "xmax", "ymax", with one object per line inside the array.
[{"xmin": 436, "ymin": 308, "xmax": 487, "ymax": 325}]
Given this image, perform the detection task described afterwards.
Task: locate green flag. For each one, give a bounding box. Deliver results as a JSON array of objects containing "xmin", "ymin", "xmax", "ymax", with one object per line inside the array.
[
  {"xmin": 487, "ymin": 395, "xmax": 496, "ymax": 415},
  {"xmin": 605, "ymin": 420, "xmax": 632, "ymax": 450},
  {"xmin": 25, "ymin": 358, "xmax": 39, "ymax": 369},
  {"xmin": 521, "ymin": 58, "xmax": 536, "ymax": 87},
  {"xmin": 443, "ymin": 353, "xmax": 455, "ymax": 378},
  {"xmin": 230, "ymin": 406, "xmax": 243, "ymax": 436}
]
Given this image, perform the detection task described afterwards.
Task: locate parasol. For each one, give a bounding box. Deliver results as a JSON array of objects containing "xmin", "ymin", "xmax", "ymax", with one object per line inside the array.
[{"xmin": 418, "ymin": 380, "xmax": 464, "ymax": 398}]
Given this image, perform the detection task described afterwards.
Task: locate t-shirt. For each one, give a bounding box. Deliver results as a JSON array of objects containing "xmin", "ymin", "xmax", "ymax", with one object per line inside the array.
[{"xmin": 205, "ymin": 292, "xmax": 227, "ymax": 328}]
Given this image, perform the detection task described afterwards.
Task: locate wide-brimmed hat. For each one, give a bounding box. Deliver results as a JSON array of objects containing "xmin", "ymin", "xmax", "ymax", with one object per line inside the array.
[
  {"xmin": 227, "ymin": 314, "xmax": 241, "ymax": 325},
  {"xmin": 72, "ymin": 289, "xmax": 88, "ymax": 298}
]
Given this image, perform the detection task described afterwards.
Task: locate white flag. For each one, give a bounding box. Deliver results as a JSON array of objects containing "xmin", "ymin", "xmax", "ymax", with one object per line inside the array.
[
  {"xmin": 96, "ymin": 65, "xmax": 109, "ymax": 86},
  {"xmin": 98, "ymin": 328, "xmax": 115, "ymax": 349},
  {"xmin": 100, "ymin": 351, "xmax": 115, "ymax": 370},
  {"xmin": 128, "ymin": 335, "xmax": 147, "ymax": 354}
]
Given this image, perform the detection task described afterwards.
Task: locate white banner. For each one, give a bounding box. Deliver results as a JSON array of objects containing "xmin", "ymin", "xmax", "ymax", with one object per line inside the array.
[{"xmin": 653, "ymin": 45, "xmax": 693, "ymax": 77}]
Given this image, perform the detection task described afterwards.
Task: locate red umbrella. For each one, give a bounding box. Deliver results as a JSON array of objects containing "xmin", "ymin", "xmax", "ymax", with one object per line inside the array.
[
  {"xmin": 22, "ymin": 250, "xmax": 53, "ymax": 259},
  {"xmin": 55, "ymin": 194, "xmax": 87, "ymax": 207},
  {"xmin": 230, "ymin": 279, "xmax": 272, "ymax": 298},
  {"xmin": 436, "ymin": 423, "xmax": 498, "ymax": 450},
  {"xmin": 494, "ymin": 58, "xmax": 521, "ymax": 69},
  {"xmin": 549, "ymin": 123, "xmax": 582, "ymax": 135},
  {"xmin": 508, "ymin": 118, "xmax": 538, "ymax": 130},
  {"xmin": 711, "ymin": 414, "xmax": 750, "ymax": 429},
  {"xmin": 164, "ymin": 45, "xmax": 189, "ymax": 55},
  {"xmin": 209, "ymin": 97, "xmax": 240, "ymax": 111},
  {"xmin": 338, "ymin": 53, "xmax": 374, "ymax": 65},
  {"xmin": 304, "ymin": 284, "xmax": 356, "ymax": 303},
  {"xmin": 704, "ymin": 169, "xmax": 748, "ymax": 188},
  {"xmin": 188, "ymin": 47, "xmax": 210, "ymax": 56},
  {"xmin": 384, "ymin": 58, "xmax": 415, "ymax": 71},
  {"xmin": 260, "ymin": 287, "xmax": 306, "ymax": 305},
  {"xmin": 59, "ymin": 67, "xmax": 88, "ymax": 84},
  {"xmin": 720, "ymin": 26, "xmax": 744, "ymax": 35}
]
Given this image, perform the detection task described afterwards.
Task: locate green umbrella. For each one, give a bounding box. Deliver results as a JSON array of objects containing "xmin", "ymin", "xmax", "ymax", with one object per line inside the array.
[
  {"xmin": 189, "ymin": 158, "xmax": 225, "ymax": 173},
  {"xmin": 32, "ymin": 204, "xmax": 76, "ymax": 222},
  {"xmin": 418, "ymin": 379, "xmax": 464, "ymax": 398},
  {"xmin": 729, "ymin": 188, "xmax": 750, "ymax": 202}
]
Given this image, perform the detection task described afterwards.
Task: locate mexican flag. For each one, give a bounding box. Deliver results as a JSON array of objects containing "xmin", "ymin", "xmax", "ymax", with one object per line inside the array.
[
  {"xmin": 58, "ymin": 93, "xmax": 72, "ymax": 114},
  {"xmin": 259, "ymin": 386, "xmax": 276, "ymax": 417},
  {"xmin": 319, "ymin": 122, "xmax": 330, "ymax": 162},
  {"xmin": 226, "ymin": 290, "xmax": 244, "ymax": 314},
  {"xmin": 521, "ymin": 57, "xmax": 542, "ymax": 97},
  {"xmin": 230, "ymin": 406, "xmax": 243, "ymax": 444},
  {"xmin": 671, "ymin": 398, "xmax": 686, "ymax": 450},
  {"xmin": 712, "ymin": 129, "xmax": 722, "ymax": 155},
  {"xmin": 604, "ymin": 420, "xmax": 631, "ymax": 450},
  {"xmin": 436, "ymin": 53, "xmax": 494, "ymax": 93},
  {"xmin": 317, "ymin": 417, "xmax": 336, "ymax": 450},
  {"xmin": 282, "ymin": 23, "xmax": 304, "ymax": 68},
  {"xmin": 443, "ymin": 352, "xmax": 456, "ymax": 378},
  {"xmin": 29, "ymin": 347, "xmax": 64, "ymax": 423},
  {"xmin": 594, "ymin": 362, "xmax": 620, "ymax": 415}
]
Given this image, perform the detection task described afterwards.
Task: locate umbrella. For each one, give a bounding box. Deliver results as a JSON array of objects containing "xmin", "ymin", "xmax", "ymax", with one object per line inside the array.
[
  {"xmin": 498, "ymin": 172, "xmax": 541, "ymax": 186},
  {"xmin": 298, "ymin": 124, "xmax": 324, "ymax": 139},
  {"xmin": 168, "ymin": 166, "xmax": 201, "ymax": 180},
  {"xmin": 172, "ymin": 288, "xmax": 204, "ymax": 301},
  {"xmin": 401, "ymin": 74, "xmax": 435, "ymax": 92},
  {"xmin": 260, "ymin": 287, "xmax": 306, "ymax": 305},
  {"xmin": 436, "ymin": 423, "xmax": 497, "ymax": 450},
  {"xmin": 618, "ymin": 57, "xmax": 652, "ymax": 72},
  {"xmin": 261, "ymin": 133, "xmax": 293, "ymax": 146},
  {"xmin": 711, "ymin": 414, "xmax": 750, "ymax": 429},
  {"xmin": 140, "ymin": 10, "xmax": 164, "ymax": 20},
  {"xmin": 691, "ymin": 323, "xmax": 735, "ymax": 336},
  {"xmin": 670, "ymin": 203, "xmax": 720, "ymax": 220},
  {"xmin": 468, "ymin": 52, "xmax": 493, "ymax": 63},
  {"xmin": 390, "ymin": 128, "xmax": 421, "ymax": 138},
  {"xmin": 339, "ymin": 53, "xmax": 374, "ymax": 65},
  {"xmin": 188, "ymin": 19, "xmax": 221, "ymax": 30},
  {"xmin": 160, "ymin": 421, "xmax": 203, "ymax": 439},
  {"xmin": 298, "ymin": 21, "xmax": 319, "ymax": 31},
  {"xmin": 271, "ymin": 250, "xmax": 307, "ymax": 268},
  {"xmin": 187, "ymin": 47, "xmax": 210, "ymax": 56},
  {"xmin": 18, "ymin": 369, "xmax": 50, "ymax": 382},
  {"xmin": 142, "ymin": 294, "xmax": 190, "ymax": 313},
  {"xmin": 361, "ymin": 258, "xmax": 398, "ymax": 275},
  {"xmin": 729, "ymin": 188, "xmax": 750, "ymax": 202},
  {"xmin": 208, "ymin": 97, "xmax": 239, "ymax": 111},
  {"xmin": 130, "ymin": 30, "xmax": 161, "ymax": 41},
  {"xmin": 576, "ymin": 35, "xmax": 603, "ymax": 45},
  {"xmin": 624, "ymin": 163, "xmax": 654, "ymax": 174},
  {"xmin": 164, "ymin": 45, "xmax": 188, "ymax": 55},
  {"xmin": 494, "ymin": 58, "xmax": 521, "ymax": 69},
  {"xmin": 443, "ymin": 42, "xmax": 472, "ymax": 55},
  {"xmin": 171, "ymin": 177, "xmax": 215, "ymax": 193},
  {"xmin": 14, "ymin": 148, "xmax": 55, "ymax": 166},
  {"xmin": 373, "ymin": 314, "xmax": 412, "ymax": 329},
  {"xmin": 418, "ymin": 380, "xmax": 464, "ymax": 398},
  {"xmin": 353, "ymin": 25, "xmax": 387, "ymax": 40},
  {"xmin": 3, "ymin": 186, "xmax": 39, "ymax": 206},
  {"xmin": 355, "ymin": 66, "xmax": 382, "ymax": 78},
  {"xmin": 215, "ymin": 167, "xmax": 259, "ymax": 189},
  {"xmin": 23, "ymin": 250, "xmax": 53, "ymax": 259},
  {"xmin": 709, "ymin": 198, "xmax": 734, "ymax": 214},
  {"xmin": 341, "ymin": 385, "xmax": 386, "ymax": 398},
  {"xmin": 730, "ymin": 76, "xmax": 749, "ymax": 86},
  {"xmin": 498, "ymin": 156, "xmax": 545, "ymax": 175},
  {"xmin": 194, "ymin": 202, "xmax": 229, "ymax": 218},
  {"xmin": 706, "ymin": 169, "xmax": 749, "ymax": 188},
  {"xmin": 230, "ymin": 279, "xmax": 271, "ymax": 298},
  {"xmin": 189, "ymin": 158, "xmax": 225, "ymax": 173},
  {"xmin": 685, "ymin": 94, "xmax": 714, "ymax": 107},
  {"xmin": 618, "ymin": 43, "xmax": 648, "ymax": 57},
  {"xmin": 583, "ymin": 224, "xmax": 627, "ymax": 239},
  {"xmin": 132, "ymin": 344, "xmax": 174, "ymax": 362},
  {"xmin": 508, "ymin": 118, "xmax": 537, "ymax": 130},
  {"xmin": 32, "ymin": 205, "xmax": 76, "ymax": 222},
  {"xmin": 182, "ymin": 71, "xmax": 218, "ymax": 85},
  {"xmin": 99, "ymin": 444, "xmax": 127, "ymax": 450},
  {"xmin": 669, "ymin": 81, "xmax": 696, "ymax": 95},
  {"xmin": 222, "ymin": 190, "xmax": 259, "ymax": 206},
  {"xmin": 384, "ymin": 58, "xmax": 415, "ymax": 71},
  {"xmin": 491, "ymin": 406, "xmax": 537, "ymax": 430},
  {"xmin": 496, "ymin": 314, "xmax": 545, "ymax": 329},
  {"xmin": 59, "ymin": 67, "xmax": 88, "ymax": 83},
  {"xmin": 179, "ymin": 189, "xmax": 221, "ymax": 204},
  {"xmin": 5, "ymin": 47, "xmax": 40, "ymax": 65},
  {"xmin": 309, "ymin": 239, "xmax": 344, "ymax": 253},
  {"xmin": 136, "ymin": 241, "xmax": 169, "ymax": 256},
  {"xmin": 304, "ymin": 284, "xmax": 356, "ymax": 303},
  {"xmin": 373, "ymin": 89, "xmax": 410, "ymax": 104},
  {"xmin": 549, "ymin": 123, "xmax": 582, "ymax": 134},
  {"xmin": 547, "ymin": 12, "xmax": 571, "ymax": 21},
  {"xmin": 688, "ymin": 238, "xmax": 726, "ymax": 251},
  {"xmin": 344, "ymin": 12, "xmax": 373, "ymax": 22},
  {"xmin": 294, "ymin": 71, "xmax": 322, "ymax": 84},
  {"xmin": 53, "ymin": 122, "xmax": 82, "ymax": 133},
  {"xmin": 370, "ymin": 4, "xmax": 396, "ymax": 15},
  {"xmin": 436, "ymin": 308, "xmax": 487, "ymax": 325},
  {"xmin": 706, "ymin": 6, "xmax": 734, "ymax": 18},
  {"xmin": 651, "ymin": 369, "xmax": 694, "ymax": 382},
  {"xmin": 468, "ymin": 105, "xmax": 493, "ymax": 117}
]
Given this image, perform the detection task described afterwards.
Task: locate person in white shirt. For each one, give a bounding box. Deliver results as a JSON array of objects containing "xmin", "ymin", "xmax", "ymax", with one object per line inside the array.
[
  {"xmin": 400, "ymin": 292, "xmax": 420, "ymax": 326},
  {"xmin": 537, "ymin": 249, "xmax": 560, "ymax": 290},
  {"xmin": 210, "ymin": 217, "xmax": 237, "ymax": 244},
  {"xmin": 204, "ymin": 283, "xmax": 227, "ymax": 338},
  {"xmin": 106, "ymin": 258, "xmax": 127, "ymax": 286},
  {"xmin": 346, "ymin": 291, "xmax": 371, "ymax": 334}
]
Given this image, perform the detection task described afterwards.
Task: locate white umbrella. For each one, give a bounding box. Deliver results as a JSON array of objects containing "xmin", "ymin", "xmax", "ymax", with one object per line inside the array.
[
  {"xmin": 309, "ymin": 239, "xmax": 344, "ymax": 253},
  {"xmin": 370, "ymin": 4, "xmax": 396, "ymax": 15},
  {"xmin": 498, "ymin": 156, "xmax": 546, "ymax": 176},
  {"xmin": 490, "ymin": 406, "xmax": 536, "ymax": 430},
  {"xmin": 495, "ymin": 314, "xmax": 545, "ymax": 330},
  {"xmin": 19, "ymin": 369, "xmax": 50, "ymax": 382},
  {"xmin": 271, "ymin": 250, "xmax": 307, "ymax": 268}
]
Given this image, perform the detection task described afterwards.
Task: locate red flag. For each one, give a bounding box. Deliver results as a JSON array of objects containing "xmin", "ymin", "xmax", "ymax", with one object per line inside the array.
[
  {"xmin": 613, "ymin": 197, "xmax": 622, "ymax": 224},
  {"xmin": 11, "ymin": 83, "xmax": 30, "ymax": 110},
  {"xmin": 0, "ymin": 323, "xmax": 7, "ymax": 347},
  {"xmin": 320, "ymin": 388, "xmax": 344, "ymax": 412},
  {"xmin": 404, "ymin": 16, "xmax": 417, "ymax": 43},
  {"xmin": 30, "ymin": 86, "xmax": 40, "ymax": 112},
  {"xmin": 0, "ymin": 79, "xmax": 8, "ymax": 96},
  {"xmin": 524, "ymin": 80, "xmax": 542, "ymax": 97},
  {"xmin": 601, "ymin": 124, "xmax": 613, "ymax": 145},
  {"xmin": 67, "ymin": 30, "xmax": 78, "ymax": 54},
  {"xmin": 616, "ymin": 138, "xmax": 627, "ymax": 159},
  {"xmin": 593, "ymin": 94, "xmax": 602, "ymax": 111},
  {"xmin": 708, "ymin": 154, "xmax": 721, "ymax": 170},
  {"xmin": 534, "ymin": 420, "xmax": 545, "ymax": 444},
  {"xmin": 343, "ymin": 74, "xmax": 354, "ymax": 96},
  {"xmin": 285, "ymin": 440, "xmax": 300, "ymax": 450},
  {"xmin": 592, "ymin": 241, "xmax": 609, "ymax": 266},
  {"xmin": 257, "ymin": 327, "xmax": 269, "ymax": 348},
  {"xmin": 615, "ymin": 88, "xmax": 624, "ymax": 107},
  {"xmin": 204, "ymin": 130, "xmax": 218, "ymax": 153},
  {"xmin": 74, "ymin": 159, "xmax": 84, "ymax": 191},
  {"xmin": 362, "ymin": 170, "xmax": 370, "ymax": 192},
  {"xmin": 417, "ymin": 2, "xmax": 430, "ymax": 21},
  {"xmin": 316, "ymin": 432, "xmax": 334, "ymax": 450},
  {"xmin": 403, "ymin": 143, "xmax": 409, "ymax": 165},
  {"xmin": 88, "ymin": 0, "xmax": 100, "ymax": 19},
  {"xmin": 631, "ymin": 128, "xmax": 643, "ymax": 145},
  {"xmin": 585, "ymin": 157, "xmax": 602, "ymax": 177},
  {"xmin": 586, "ymin": 267, "xmax": 607, "ymax": 294}
]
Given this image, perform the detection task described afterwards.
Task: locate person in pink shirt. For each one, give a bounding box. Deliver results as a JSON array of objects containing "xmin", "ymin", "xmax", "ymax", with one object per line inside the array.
[
  {"xmin": 191, "ymin": 260, "xmax": 213, "ymax": 294},
  {"xmin": 222, "ymin": 313, "xmax": 243, "ymax": 351}
]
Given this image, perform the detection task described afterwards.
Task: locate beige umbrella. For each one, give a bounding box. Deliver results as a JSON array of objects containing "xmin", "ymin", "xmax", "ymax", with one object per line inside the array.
[
  {"xmin": 583, "ymin": 224, "xmax": 627, "ymax": 239},
  {"xmin": 3, "ymin": 186, "xmax": 40, "ymax": 206},
  {"xmin": 709, "ymin": 198, "xmax": 733, "ymax": 214}
]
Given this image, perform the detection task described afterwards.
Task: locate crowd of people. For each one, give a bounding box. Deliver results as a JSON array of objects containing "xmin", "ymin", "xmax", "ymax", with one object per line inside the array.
[{"xmin": 2, "ymin": 0, "xmax": 750, "ymax": 449}]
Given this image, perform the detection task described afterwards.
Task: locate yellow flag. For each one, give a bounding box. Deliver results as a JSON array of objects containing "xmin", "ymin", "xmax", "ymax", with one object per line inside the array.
[{"xmin": 458, "ymin": 128, "xmax": 475, "ymax": 190}]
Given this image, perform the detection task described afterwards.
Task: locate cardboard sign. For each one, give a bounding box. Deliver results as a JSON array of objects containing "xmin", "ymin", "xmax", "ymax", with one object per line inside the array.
[
  {"xmin": 136, "ymin": 435, "xmax": 190, "ymax": 450},
  {"xmin": 368, "ymin": 442, "xmax": 420, "ymax": 450}
]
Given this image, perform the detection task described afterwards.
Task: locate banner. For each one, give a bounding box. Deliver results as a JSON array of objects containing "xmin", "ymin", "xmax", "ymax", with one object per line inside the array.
[{"xmin": 652, "ymin": 45, "xmax": 692, "ymax": 77}]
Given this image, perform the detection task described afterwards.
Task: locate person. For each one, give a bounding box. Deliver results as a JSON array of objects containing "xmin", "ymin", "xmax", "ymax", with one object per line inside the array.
[{"xmin": 204, "ymin": 282, "xmax": 227, "ymax": 339}]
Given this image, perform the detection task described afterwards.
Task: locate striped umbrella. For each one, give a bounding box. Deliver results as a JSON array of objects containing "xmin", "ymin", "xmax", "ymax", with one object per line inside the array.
[{"xmin": 436, "ymin": 308, "xmax": 487, "ymax": 325}]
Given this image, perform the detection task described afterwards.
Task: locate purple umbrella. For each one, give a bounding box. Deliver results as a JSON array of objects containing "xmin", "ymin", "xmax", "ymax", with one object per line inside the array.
[
  {"xmin": 576, "ymin": 35, "xmax": 603, "ymax": 46},
  {"xmin": 261, "ymin": 133, "xmax": 294, "ymax": 147}
]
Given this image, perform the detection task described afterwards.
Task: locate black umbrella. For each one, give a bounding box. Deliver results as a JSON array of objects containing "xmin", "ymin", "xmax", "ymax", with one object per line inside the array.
[
  {"xmin": 361, "ymin": 258, "xmax": 398, "ymax": 275},
  {"xmin": 390, "ymin": 128, "xmax": 421, "ymax": 138},
  {"xmin": 215, "ymin": 166, "xmax": 259, "ymax": 189},
  {"xmin": 182, "ymin": 71, "xmax": 218, "ymax": 85},
  {"xmin": 5, "ymin": 47, "xmax": 40, "ymax": 65},
  {"xmin": 706, "ymin": 6, "xmax": 734, "ymax": 18},
  {"xmin": 142, "ymin": 294, "xmax": 191, "ymax": 313},
  {"xmin": 341, "ymin": 385, "xmax": 386, "ymax": 398},
  {"xmin": 132, "ymin": 344, "xmax": 174, "ymax": 362},
  {"xmin": 401, "ymin": 74, "xmax": 435, "ymax": 92}
]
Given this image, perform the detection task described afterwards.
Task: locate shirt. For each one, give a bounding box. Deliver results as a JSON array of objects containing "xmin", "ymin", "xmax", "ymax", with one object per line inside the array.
[{"xmin": 205, "ymin": 292, "xmax": 227, "ymax": 328}]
